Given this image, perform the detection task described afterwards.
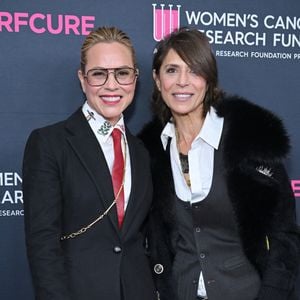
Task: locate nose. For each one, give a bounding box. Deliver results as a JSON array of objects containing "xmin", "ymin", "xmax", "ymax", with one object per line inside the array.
[
  {"xmin": 176, "ymin": 70, "xmax": 189, "ymax": 87},
  {"xmin": 105, "ymin": 71, "xmax": 119, "ymax": 89}
]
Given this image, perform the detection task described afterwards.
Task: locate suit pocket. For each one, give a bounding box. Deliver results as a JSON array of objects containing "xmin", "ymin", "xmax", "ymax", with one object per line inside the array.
[{"xmin": 223, "ymin": 255, "xmax": 246, "ymax": 270}]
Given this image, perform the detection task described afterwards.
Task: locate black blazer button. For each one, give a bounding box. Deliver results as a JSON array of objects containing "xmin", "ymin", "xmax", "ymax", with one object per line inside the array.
[
  {"xmin": 154, "ymin": 264, "xmax": 164, "ymax": 274},
  {"xmin": 113, "ymin": 246, "xmax": 122, "ymax": 253}
]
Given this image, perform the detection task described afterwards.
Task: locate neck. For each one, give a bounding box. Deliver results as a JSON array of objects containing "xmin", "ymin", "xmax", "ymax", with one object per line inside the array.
[{"xmin": 174, "ymin": 114, "xmax": 205, "ymax": 155}]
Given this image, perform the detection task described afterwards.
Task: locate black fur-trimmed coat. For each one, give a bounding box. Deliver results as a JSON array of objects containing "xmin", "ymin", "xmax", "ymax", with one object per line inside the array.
[{"xmin": 139, "ymin": 95, "xmax": 300, "ymax": 300}]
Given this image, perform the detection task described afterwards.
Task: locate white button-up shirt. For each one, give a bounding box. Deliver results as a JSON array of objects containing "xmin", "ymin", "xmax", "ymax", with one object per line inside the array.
[{"xmin": 82, "ymin": 101, "xmax": 131, "ymax": 210}]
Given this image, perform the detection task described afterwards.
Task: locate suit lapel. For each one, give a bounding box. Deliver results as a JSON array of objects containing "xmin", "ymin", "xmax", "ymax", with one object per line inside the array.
[{"xmin": 64, "ymin": 109, "xmax": 119, "ymax": 232}]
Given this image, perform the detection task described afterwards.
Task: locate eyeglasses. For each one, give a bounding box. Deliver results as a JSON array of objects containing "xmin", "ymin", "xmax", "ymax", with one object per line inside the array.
[{"xmin": 84, "ymin": 67, "xmax": 138, "ymax": 86}]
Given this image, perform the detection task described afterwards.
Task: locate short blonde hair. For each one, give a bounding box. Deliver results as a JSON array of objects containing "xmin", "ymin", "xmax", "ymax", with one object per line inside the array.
[{"xmin": 80, "ymin": 26, "xmax": 137, "ymax": 73}]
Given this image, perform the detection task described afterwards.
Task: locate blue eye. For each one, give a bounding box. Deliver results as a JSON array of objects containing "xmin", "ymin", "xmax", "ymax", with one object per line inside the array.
[
  {"xmin": 90, "ymin": 69, "xmax": 107, "ymax": 78},
  {"xmin": 116, "ymin": 68, "xmax": 131, "ymax": 77}
]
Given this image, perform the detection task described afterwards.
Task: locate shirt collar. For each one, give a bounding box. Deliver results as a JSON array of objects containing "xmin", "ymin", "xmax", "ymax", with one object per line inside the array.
[
  {"xmin": 161, "ymin": 121, "xmax": 176, "ymax": 150},
  {"xmin": 200, "ymin": 107, "xmax": 223, "ymax": 150},
  {"xmin": 161, "ymin": 107, "xmax": 224, "ymax": 150},
  {"xmin": 82, "ymin": 101, "xmax": 126, "ymax": 143}
]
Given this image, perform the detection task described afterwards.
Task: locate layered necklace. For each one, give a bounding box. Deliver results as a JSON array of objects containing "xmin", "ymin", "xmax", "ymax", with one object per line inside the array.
[{"xmin": 175, "ymin": 127, "xmax": 191, "ymax": 188}]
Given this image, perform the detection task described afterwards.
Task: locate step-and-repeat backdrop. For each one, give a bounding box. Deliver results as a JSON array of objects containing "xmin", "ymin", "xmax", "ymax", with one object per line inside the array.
[{"xmin": 1, "ymin": 0, "xmax": 299, "ymax": 298}]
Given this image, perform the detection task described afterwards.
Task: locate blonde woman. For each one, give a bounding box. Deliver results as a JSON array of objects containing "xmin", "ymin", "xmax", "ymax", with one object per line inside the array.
[{"xmin": 23, "ymin": 26, "xmax": 156, "ymax": 300}]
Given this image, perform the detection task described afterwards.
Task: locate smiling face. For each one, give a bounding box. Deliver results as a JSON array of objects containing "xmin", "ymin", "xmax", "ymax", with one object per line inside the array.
[
  {"xmin": 154, "ymin": 48, "xmax": 207, "ymax": 120},
  {"xmin": 78, "ymin": 42, "xmax": 137, "ymax": 125}
]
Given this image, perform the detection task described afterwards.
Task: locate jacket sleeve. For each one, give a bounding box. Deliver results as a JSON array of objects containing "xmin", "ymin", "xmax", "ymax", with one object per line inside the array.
[
  {"xmin": 23, "ymin": 129, "xmax": 71, "ymax": 300},
  {"xmin": 257, "ymin": 162, "xmax": 300, "ymax": 300}
]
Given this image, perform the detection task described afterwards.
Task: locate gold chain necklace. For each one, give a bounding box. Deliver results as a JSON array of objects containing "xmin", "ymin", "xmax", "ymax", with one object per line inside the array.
[
  {"xmin": 175, "ymin": 127, "xmax": 191, "ymax": 188},
  {"xmin": 60, "ymin": 137, "xmax": 127, "ymax": 241}
]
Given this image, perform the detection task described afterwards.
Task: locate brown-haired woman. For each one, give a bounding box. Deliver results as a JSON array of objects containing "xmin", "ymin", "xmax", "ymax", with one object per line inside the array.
[{"xmin": 139, "ymin": 27, "xmax": 300, "ymax": 300}]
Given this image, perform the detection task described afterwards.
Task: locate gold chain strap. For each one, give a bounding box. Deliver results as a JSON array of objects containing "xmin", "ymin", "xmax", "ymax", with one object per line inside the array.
[{"xmin": 60, "ymin": 133, "xmax": 127, "ymax": 241}]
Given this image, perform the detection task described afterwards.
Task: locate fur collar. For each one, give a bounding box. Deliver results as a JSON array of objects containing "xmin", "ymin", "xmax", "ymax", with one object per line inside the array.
[{"xmin": 215, "ymin": 95, "xmax": 290, "ymax": 165}]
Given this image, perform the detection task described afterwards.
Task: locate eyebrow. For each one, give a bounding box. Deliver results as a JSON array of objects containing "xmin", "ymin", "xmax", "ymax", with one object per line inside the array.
[
  {"xmin": 90, "ymin": 65, "xmax": 134, "ymax": 70},
  {"xmin": 163, "ymin": 64, "xmax": 180, "ymax": 68}
]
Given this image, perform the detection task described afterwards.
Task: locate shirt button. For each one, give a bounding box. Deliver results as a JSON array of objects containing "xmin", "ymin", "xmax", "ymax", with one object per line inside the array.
[
  {"xmin": 113, "ymin": 246, "xmax": 122, "ymax": 253},
  {"xmin": 200, "ymin": 253, "xmax": 206, "ymax": 259},
  {"xmin": 192, "ymin": 279, "xmax": 198, "ymax": 284},
  {"xmin": 207, "ymin": 279, "xmax": 216, "ymax": 285},
  {"xmin": 153, "ymin": 264, "xmax": 164, "ymax": 274},
  {"xmin": 195, "ymin": 227, "xmax": 201, "ymax": 233}
]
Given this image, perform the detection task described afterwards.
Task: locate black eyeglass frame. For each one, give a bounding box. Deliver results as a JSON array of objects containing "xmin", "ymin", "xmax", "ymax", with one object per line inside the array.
[{"xmin": 84, "ymin": 67, "xmax": 139, "ymax": 87}]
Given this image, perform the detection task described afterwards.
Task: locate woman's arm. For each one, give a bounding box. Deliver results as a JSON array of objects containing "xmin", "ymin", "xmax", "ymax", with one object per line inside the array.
[
  {"xmin": 258, "ymin": 163, "xmax": 300, "ymax": 300},
  {"xmin": 23, "ymin": 129, "xmax": 70, "ymax": 300}
]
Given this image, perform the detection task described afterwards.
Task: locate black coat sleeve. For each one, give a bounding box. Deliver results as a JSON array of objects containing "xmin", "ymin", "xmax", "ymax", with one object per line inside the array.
[
  {"xmin": 23, "ymin": 129, "xmax": 71, "ymax": 300},
  {"xmin": 257, "ymin": 162, "xmax": 300, "ymax": 300}
]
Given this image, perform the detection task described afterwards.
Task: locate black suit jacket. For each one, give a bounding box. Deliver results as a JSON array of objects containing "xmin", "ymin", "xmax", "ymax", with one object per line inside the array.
[{"xmin": 23, "ymin": 108, "xmax": 156, "ymax": 300}]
